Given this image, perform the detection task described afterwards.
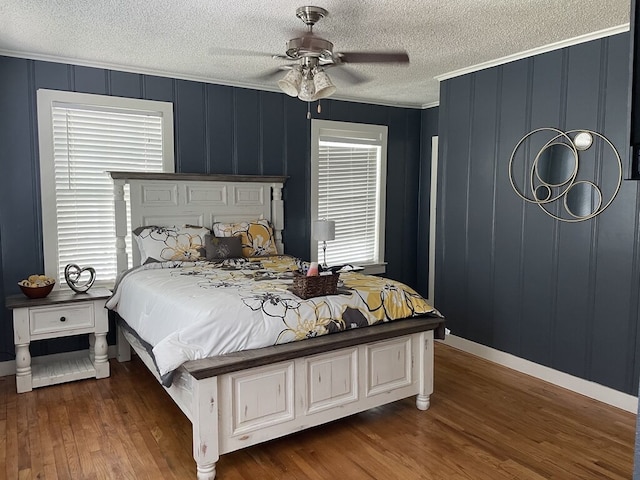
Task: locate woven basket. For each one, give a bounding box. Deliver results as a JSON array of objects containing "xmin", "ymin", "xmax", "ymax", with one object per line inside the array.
[{"xmin": 291, "ymin": 272, "xmax": 339, "ymax": 299}]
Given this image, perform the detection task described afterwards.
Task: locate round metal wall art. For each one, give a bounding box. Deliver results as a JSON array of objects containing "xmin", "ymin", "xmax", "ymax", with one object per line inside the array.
[
  {"xmin": 508, "ymin": 127, "xmax": 622, "ymax": 223},
  {"xmin": 64, "ymin": 263, "xmax": 96, "ymax": 293}
]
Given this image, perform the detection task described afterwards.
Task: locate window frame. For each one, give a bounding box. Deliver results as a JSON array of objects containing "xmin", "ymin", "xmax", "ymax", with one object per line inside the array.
[
  {"xmin": 310, "ymin": 119, "xmax": 387, "ymax": 274},
  {"xmin": 36, "ymin": 89, "xmax": 175, "ymax": 287}
]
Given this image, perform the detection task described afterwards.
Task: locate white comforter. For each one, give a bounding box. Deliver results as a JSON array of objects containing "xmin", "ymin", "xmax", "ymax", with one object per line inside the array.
[{"xmin": 106, "ymin": 256, "xmax": 439, "ymax": 378}]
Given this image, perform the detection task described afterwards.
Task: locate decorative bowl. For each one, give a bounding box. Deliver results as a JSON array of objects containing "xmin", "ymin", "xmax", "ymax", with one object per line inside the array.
[{"xmin": 18, "ymin": 275, "xmax": 56, "ymax": 299}]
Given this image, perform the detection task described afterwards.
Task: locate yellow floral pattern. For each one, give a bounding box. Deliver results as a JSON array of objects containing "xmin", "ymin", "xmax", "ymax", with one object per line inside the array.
[
  {"xmin": 164, "ymin": 255, "xmax": 441, "ymax": 345},
  {"xmin": 212, "ymin": 219, "xmax": 278, "ymax": 257}
]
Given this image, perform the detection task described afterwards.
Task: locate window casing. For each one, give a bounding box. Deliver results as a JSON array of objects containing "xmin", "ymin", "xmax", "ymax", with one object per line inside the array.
[
  {"xmin": 310, "ymin": 120, "xmax": 387, "ymax": 273},
  {"xmin": 37, "ymin": 89, "xmax": 174, "ymax": 287}
]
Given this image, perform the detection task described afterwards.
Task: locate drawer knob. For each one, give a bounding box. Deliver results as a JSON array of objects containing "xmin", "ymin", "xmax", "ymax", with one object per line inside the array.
[{"xmin": 59, "ymin": 316, "xmax": 66, "ymax": 322}]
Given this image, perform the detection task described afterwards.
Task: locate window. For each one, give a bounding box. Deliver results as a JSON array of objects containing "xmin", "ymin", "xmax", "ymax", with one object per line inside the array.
[
  {"xmin": 310, "ymin": 120, "xmax": 387, "ymax": 273},
  {"xmin": 37, "ymin": 89, "xmax": 174, "ymax": 287}
]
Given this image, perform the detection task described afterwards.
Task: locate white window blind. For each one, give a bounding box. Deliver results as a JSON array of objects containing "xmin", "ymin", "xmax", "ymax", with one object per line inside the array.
[
  {"xmin": 37, "ymin": 90, "xmax": 173, "ymax": 287},
  {"xmin": 311, "ymin": 120, "xmax": 387, "ymax": 270},
  {"xmin": 317, "ymin": 140, "xmax": 381, "ymax": 265},
  {"xmin": 51, "ymin": 105, "xmax": 165, "ymax": 284}
]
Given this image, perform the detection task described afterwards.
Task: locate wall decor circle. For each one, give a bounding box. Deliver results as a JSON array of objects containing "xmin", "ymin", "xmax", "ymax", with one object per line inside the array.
[
  {"xmin": 508, "ymin": 127, "xmax": 622, "ymax": 222},
  {"xmin": 64, "ymin": 263, "xmax": 96, "ymax": 293}
]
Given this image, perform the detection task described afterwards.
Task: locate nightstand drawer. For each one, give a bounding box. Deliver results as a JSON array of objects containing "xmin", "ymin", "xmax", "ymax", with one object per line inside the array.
[{"xmin": 30, "ymin": 303, "xmax": 95, "ymax": 337}]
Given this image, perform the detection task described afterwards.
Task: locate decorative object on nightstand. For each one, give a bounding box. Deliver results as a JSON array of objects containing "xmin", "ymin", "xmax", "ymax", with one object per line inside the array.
[
  {"xmin": 313, "ymin": 219, "xmax": 335, "ymax": 268},
  {"xmin": 5, "ymin": 287, "xmax": 111, "ymax": 393},
  {"xmin": 18, "ymin": 274, "xmax": 56, "ymax": 299},
  {"xmin": 64, "ymin": 263, "xmax": 96, "ymax": 293}
]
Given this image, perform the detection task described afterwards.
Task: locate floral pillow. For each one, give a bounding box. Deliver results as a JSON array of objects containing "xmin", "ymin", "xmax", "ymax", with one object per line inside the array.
[
  {"xmin": 212, "ymin": 219, "xmax": 278, "ymax": 257},
  {"xmin": 133, "ymin": 225, "xmax": 209, "ymax": 264}
]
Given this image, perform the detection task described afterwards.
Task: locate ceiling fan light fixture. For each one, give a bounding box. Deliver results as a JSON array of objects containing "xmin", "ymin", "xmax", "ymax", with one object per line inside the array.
[
  {"xmin": 297, "ymin": 74, "xmax": 317, "ymax": 102},
  {"xmin": 313, "ymin": 70, "xmax": 336, "ymax": 99},
  {"xmin": 277, "ymin": 66, "xmax": 303, "ymax": 97}
]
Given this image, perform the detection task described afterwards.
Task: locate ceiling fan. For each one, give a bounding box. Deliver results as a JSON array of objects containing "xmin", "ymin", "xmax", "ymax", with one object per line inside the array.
[{"xmin": 254, "ymin": 6, "xmax": 410, "ymax": 102}]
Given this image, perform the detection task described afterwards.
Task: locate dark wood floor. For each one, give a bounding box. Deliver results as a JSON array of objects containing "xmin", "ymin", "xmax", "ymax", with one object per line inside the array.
[{"xmin": 0, "ymin": 342, "xmax": 635, "ymax": 479}]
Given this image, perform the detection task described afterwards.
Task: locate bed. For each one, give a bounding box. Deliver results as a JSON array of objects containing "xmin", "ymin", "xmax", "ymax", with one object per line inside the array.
[{"xmin": 107, "ymin": 171, "xmax": 445, "ymax": 480}]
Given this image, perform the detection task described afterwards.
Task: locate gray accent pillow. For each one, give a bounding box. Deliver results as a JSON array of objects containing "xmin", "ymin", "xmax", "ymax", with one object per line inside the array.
[{"xmin": 205, "ymin": 234, "xmax": 243, "ymax": 260}]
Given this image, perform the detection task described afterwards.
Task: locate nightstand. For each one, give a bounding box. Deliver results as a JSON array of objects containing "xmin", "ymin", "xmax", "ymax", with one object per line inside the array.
[{"xmin": 6, "ymin": 287, "xmax": 111, "ymax": 393}]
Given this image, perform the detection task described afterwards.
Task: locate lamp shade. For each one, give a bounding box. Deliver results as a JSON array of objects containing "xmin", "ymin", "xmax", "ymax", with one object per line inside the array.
[
  {"xmin": 313, "ymin": 219, "xmax": 335, "ymax": 241},
  {"xmin": 278, "ymin": 67, "xmax": 302, "ymax": 97},
  {"xmin": 298, "ymin": 75, "xmax": 317, "ymax": 102},
  {"xmin": 313, "ymin": 70, "xmax": 336, "ymax": 99}
]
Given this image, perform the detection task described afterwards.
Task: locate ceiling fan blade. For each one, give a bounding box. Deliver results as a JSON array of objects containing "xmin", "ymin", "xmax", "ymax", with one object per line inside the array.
[
  {"xmin": 252, "ymin": 66, "xmax": 290, "ymax": 82},
  {"xmin": 337, "ymin": 51, "xmax": 410, "ymax": 64},
  {"xmin": 325, "ymin": 65, "xmax": 370, "ymax": 85}
]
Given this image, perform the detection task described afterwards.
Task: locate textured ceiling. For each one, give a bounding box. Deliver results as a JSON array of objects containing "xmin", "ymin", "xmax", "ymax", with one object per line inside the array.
[{"xmin": 0, "ymin": 0, "xmax": 631, "ymax": 108}]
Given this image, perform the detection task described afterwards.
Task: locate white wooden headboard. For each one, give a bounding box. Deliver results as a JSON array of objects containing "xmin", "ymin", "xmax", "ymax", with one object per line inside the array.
[{"xmin": 110, "ymin": 172, "xmax": 287, "ymax": 272}]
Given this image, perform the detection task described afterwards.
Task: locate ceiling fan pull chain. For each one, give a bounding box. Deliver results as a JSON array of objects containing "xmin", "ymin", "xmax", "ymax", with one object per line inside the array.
[
  {"xmin": 317, "ymin": 101, "xmax": 322, "ymax": 114},
  {"xmin": 307, "ymin": 101, "xmax": 311, "ymax": 120}
]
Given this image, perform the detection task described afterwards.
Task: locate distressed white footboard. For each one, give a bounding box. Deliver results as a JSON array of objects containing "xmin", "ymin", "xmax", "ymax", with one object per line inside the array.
[{"xmin": 117, "ymin": 318, "xmax": 442, "ymax": 479}]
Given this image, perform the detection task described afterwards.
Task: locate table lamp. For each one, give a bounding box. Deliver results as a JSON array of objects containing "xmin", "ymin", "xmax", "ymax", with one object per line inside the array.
[{"xmin": 312, "ymin": 219, "xmax": 335, "ymax": 268}]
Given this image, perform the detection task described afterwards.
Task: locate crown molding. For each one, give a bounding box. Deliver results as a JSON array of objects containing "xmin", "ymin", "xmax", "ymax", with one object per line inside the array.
[
  {"xmin": 435, "ymin": 24, "xmax": 630, "ymax": 82},
  {"xmin": 0, "ymin": 48, "xmax": 426, "ymax": 109}
]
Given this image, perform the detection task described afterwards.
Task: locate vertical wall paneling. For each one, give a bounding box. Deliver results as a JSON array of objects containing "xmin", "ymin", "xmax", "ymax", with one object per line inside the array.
[
  {"xmin": 438, "ymin": 75, "xmax": 474, "ymax": 338},
  {"xmin": 73, "ymin": 65, "xmax": 108, "ymax": 95},
  {"xmin": 595, "ymin": 34, "xmax": 640, "ymax": 392},
  {"xmin": 281, "ymin": 98, "xmax": 310, "ymax": 259},
  {"xmin": 385, "ymin": 108, "xmax": 408, "ymax": 282},
  {"xmin": 143, "ymin": 75, "xmax": 175, "ymax": 103},
  {"xmin": 207, "ymin": 84, "xmax": 235, "ymax": 174},
  {"xmin": 0, "ymin": 227, "xmax": 5, "ymax": 361},
  {"xmin": 466, "ymin": 68, "xmax": 500, "ymax": 346},
  {"xmin": 492, "ymin": 61, "xmax": 528, "ymax": 354},
  {"xmin": 416, "ymin": 108, "xmax": 439, "ymax": 298},
  {"xmin": 0, "ymin": 58, "xmax": 41, "ymax": 293},
  {"xmin": 438, "ymin": 32, "xmax": 639, "ymax": 395},
  {"xmin": 234, "ymin": 89, "xmax": 261, "ymax": 175},
  {"xmin": 519, "ymin": 51, "xmax": 563, "ymax": 368},
  {"xmin": 260, "ymin": 92, "xmax": 286, "ymax": 176},
  {"xmin": 109, "ymin": 71, "xmax": 143, "ymax": 98},
  {"xmin": 33, "ymin": 61, "xmax": 71, "ymax": 91},
  {"xmin": 401, "ymin": 109, "xmax": 422, "ymax": 286},
  {"xmin": 0, "ymin": 58, "xmax": 35, "ymax": 361},
  {"xmin": 551, "ymin": 41, "xmax": 602, "ymax": 379},
  {"xmin": 175, "ymin": 80, "xmax": 207, "ymax": 173}
]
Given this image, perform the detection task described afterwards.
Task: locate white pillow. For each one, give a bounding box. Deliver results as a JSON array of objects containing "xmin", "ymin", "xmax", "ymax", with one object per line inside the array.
[{"xmin": 133, "ymin": 225, "xmax": 209, "ymax": 264}]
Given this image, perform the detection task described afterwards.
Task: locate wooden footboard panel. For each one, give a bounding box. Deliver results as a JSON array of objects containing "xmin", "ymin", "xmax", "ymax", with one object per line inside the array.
[
  {"xmin": 118, "ymin": 318, "xmax": 442, "ymax": 479},
  {"xmin": 218, "ymin": 331, "xmax": 430, "ymax": 454}
]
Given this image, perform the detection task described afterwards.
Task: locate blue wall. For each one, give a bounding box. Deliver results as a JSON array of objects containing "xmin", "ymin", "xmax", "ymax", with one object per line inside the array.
[
  {"xmin": 0, "ymin": 56, "xmax": 430, "ymax": 361},
  {"xmin": 437, "ymin": 32, "xmax": 640, "ymax": 396},
  {"xmin": 4, "ymin": 31, "xmax": 635, "ymax": 399}
]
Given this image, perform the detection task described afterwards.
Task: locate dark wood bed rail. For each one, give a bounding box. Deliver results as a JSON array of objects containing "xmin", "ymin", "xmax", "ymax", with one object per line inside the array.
[{"xmin": 183, "ymin": 316, "xmax": 445, "ymax": 380}]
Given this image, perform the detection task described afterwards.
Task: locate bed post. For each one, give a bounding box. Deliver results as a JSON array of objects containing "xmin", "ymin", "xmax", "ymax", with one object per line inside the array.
[
  {"xmin": 416, "ymin": 330, "xmax": 434, "ymax": 410},
  {"xmin": 271, "ymin": 182, "xmax": 285, "ymax": 254},
  {"xmin": 112, "ymin": 175, "xmax": 132, "ymax": 362},
  {"xmin": 112, "ymin": 177, "xmax": 129, "ymax": 275},
  {"xmin": 192, "ymin": 376, "xmax": 219, "ymax": 480}
]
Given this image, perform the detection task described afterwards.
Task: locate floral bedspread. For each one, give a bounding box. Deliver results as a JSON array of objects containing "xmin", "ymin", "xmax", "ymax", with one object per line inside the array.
[{"xmin": 106, "ymin": 255, "xmax": 441, "ymax": 379}]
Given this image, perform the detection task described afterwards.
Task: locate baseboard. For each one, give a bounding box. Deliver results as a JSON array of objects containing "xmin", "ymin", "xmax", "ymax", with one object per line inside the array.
[
  {"xmin": 0, "ymin": 345, "xmax": 119, "ymax": 379},
  {"xmin": 441, "ymin": 334, "xmax": 638, "ymax": 414}
]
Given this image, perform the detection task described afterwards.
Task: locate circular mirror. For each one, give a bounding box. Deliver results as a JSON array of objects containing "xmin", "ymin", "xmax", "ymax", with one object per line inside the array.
[
  {"xmin": 535, "ymin": 142, "xmax": 577, "ymax": 187},
  {"xmin": 534, "ymin": 184, "xmax": 551, "ymax": 202},
  {"xmin": 564, "ymin": 181, "xmax": 602, "ymax": 218}
]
